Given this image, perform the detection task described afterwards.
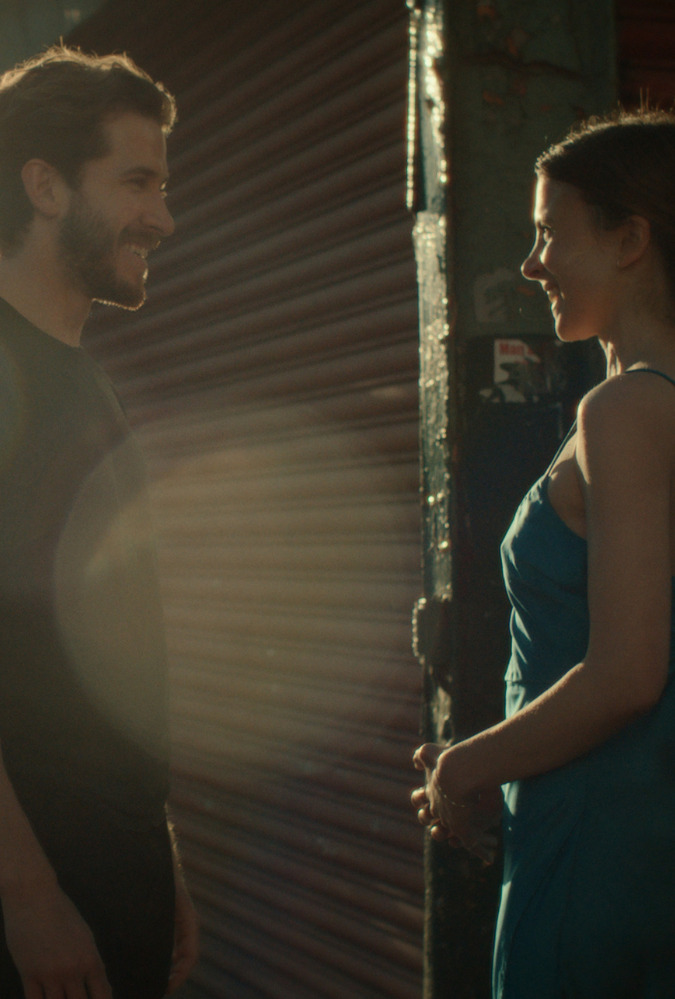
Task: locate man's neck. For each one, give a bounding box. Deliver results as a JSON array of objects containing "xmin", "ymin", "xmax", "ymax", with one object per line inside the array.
[{"xmin": 0, "ymin": 248, "xmax": 90, "ymax": 347}]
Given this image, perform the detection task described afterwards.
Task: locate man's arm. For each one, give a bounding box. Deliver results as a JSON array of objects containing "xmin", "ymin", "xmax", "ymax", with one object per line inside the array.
[
  {"xmin": 0, "ymin": 742, "xmax": 112, "ymax": 999},
  {"xmin": 166, "ymin": 816, "xmax": 199, "ymax": 994}
]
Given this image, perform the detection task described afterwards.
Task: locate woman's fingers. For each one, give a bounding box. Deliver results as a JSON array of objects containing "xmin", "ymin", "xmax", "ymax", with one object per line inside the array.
[
  {"xmin": 413, "ymin": 743, "xmax": 443, "ymax": 771},
  {"xmin": 410, "ymin": 786, "xmax": 428, "ymax": 807},
  {"xmin": 430, "ymin": 824, "xmax": 452, "ymax": 842},
  {"xmin": 412, "ymin": 745, "xmax": 501, "ymax": 864},
  {"xmin": 416, "ymin": 803, "xmax": 436, "ymax": 827}
]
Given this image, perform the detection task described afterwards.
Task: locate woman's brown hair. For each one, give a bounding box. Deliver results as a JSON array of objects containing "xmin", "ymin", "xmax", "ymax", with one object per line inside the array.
[{"xmin": 536, "ymin": 108, "xmax": 675, "ymax": 302}]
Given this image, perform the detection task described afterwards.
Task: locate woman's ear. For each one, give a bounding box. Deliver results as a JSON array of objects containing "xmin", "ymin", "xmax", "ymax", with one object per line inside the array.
[
  {"xmin": 20, "ymin": 159, "xmax": 69, "ymax": 219},
  {"xmin": 616, "ymin": 215, "xmax": 652, "ymax": 269}
]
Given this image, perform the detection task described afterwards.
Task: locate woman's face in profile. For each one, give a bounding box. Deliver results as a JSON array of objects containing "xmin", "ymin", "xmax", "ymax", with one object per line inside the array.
[{"xmin": 521, "ymin": 176, "xmax": 620, "ymax": 343}]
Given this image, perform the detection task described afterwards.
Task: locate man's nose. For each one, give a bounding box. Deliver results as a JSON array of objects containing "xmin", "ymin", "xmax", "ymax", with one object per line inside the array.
[{"xmin": 146, "ymin": 195, "xmax": 175, "ymax": 239}]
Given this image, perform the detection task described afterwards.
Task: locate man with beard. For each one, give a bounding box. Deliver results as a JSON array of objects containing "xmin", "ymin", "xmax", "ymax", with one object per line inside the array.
[{"xmin": 0, "ymin": 47, "xmax": 198, "ymax": 999}]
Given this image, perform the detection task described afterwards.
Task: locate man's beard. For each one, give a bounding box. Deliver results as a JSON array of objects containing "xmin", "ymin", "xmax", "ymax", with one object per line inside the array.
[{"xmin": 58, "ymin": 193, "xmax": 148, "ymax": 310}]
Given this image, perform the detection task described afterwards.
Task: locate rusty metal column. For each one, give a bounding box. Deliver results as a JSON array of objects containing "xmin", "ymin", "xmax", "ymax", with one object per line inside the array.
[{"xmin": 408, "ymin": 1, "xmax": 616, "ymax": 996}]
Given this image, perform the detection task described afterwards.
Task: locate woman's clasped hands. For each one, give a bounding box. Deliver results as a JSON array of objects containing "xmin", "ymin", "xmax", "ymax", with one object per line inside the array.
[{"xmin": 412, "ymin": 743, "xmax": 503, "ymax": 865}]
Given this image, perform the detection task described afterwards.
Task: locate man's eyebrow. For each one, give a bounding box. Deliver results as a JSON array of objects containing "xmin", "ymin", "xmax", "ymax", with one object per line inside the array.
[{"xmin": 121, "ymin": 166, "xmax": 170, "ymax": 183}]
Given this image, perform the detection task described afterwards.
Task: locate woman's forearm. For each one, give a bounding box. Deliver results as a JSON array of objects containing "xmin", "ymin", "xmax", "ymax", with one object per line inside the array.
[{"xmin": 436, "ymin": 656, "xmax": 659, "ymax": 801}]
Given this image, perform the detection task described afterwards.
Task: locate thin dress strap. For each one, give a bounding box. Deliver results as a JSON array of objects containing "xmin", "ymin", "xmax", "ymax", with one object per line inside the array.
[
  {"xmin": 546, "ymin": 368, "xmax": 675, "ymax": 479},
  {"xmin": 625, "ymin": 367, "xmax": 675, "ymax": 389},
  {"xmin": 544, "ymin": 418, "xmax": 577, "ymax": 479}
]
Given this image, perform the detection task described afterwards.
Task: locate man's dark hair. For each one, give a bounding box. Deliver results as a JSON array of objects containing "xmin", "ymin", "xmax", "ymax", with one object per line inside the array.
[{"xmin": 0, "ymin": 45, "xmax": 177, "ymax": 253}]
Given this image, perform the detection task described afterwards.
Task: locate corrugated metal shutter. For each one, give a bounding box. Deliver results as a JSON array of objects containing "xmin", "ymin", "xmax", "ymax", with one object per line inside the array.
[{"xmin": 69, "ymin": 2, "xmax": 423, "ymax": 997}]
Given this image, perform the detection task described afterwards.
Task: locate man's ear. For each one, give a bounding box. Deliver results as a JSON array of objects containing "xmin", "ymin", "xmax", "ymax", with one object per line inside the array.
[
  {"xmin": 20, "ymin": 159, "xmax": 69, "ymax": 219},
  {"xmin": 616, "ymin": 215, "xmax": 652, "ymax": 269}
]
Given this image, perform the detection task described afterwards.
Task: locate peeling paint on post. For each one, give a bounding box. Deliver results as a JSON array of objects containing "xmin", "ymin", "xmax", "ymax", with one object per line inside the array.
[
  {"xmin": 410, "ymin": 1, "xmax": 616, "ymax": 996},
  {"xmin": 409, "ymin": 0, "xmax": 455, "ymax": 780}
]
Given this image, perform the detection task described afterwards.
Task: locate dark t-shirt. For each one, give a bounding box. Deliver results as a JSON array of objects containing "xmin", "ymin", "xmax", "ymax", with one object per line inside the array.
[{"xmin": 0, "ymin": 298, "xmax": 169, "ymax": 821}]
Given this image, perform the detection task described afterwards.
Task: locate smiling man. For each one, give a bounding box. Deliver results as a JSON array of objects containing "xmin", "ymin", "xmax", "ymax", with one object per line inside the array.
[
  {"xmin": 57, "ymin": 113, "xmax": 172, "ymax": 311},
  {"xmin": 0, "ymin": 47, "xmax": 198, "ymax": 999}
]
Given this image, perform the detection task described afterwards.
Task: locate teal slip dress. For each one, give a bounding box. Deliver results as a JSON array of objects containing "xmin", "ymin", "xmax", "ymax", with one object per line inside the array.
[{"xmin": 493, "ymin": 369, "xmax": 675, "ymax": 999}]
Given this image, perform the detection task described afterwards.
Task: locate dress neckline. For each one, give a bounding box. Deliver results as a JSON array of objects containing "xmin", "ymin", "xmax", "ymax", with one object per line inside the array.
[{"xmin": 541, "ymin": 365, "xmax": 675, "ymax": 561}]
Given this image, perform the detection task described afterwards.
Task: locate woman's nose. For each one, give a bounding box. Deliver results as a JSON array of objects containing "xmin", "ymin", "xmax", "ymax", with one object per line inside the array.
[{"xmin": 521, "ymin": 245, "xmax": 543, "ymax": 281}]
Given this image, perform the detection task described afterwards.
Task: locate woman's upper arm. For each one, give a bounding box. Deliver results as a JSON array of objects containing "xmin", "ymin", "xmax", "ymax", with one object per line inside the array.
[{"xmin": 577, "ymin": 378, "xmax": 673, "ymax": 711}]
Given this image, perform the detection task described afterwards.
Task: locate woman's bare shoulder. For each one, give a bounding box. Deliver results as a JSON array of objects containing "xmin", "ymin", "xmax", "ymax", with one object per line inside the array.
[
  {"xmin": 573, "ymin": 371, "xmax": 675, "ymax": 496},
  {"xmin": 578, "ymin": 370, "xmax": 675, "ymax": 440}
]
